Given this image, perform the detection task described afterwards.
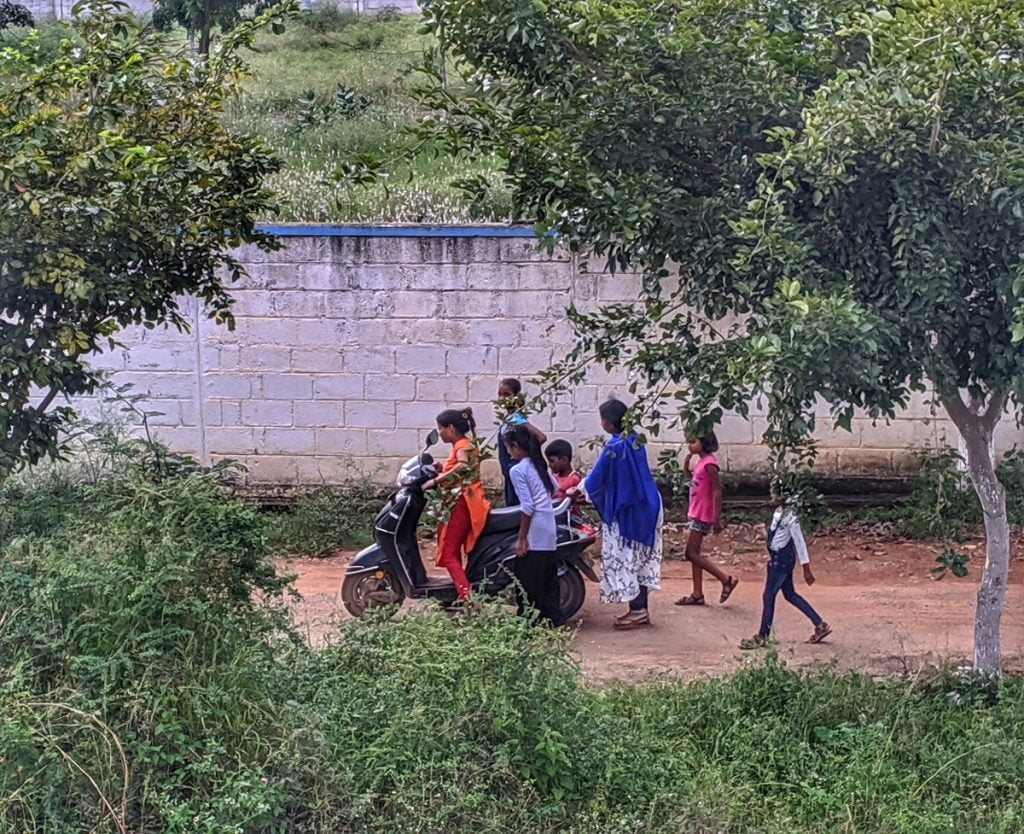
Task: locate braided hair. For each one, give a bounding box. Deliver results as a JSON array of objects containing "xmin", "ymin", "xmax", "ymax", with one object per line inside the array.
[{"xmin": 505, "ymin": 424, "xmax": 554, "ymax": 494}]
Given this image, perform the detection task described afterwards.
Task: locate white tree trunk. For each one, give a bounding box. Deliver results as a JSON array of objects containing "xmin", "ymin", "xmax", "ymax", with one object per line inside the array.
[{"xmin": 943, "ymin": 392, "xmax": 1009, "ymax": 678}]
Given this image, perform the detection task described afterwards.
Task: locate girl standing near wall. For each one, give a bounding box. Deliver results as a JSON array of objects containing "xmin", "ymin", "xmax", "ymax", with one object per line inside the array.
[
  {"xmin": 424, "ymin": 408, "xmax": 491, "ymax": 601},
  {"xmin": 504, "ymin": 425, "xmax": 565, "ymax": 626},
  {"xmin": 496, "ymin": 378, "xmax": 548, "ymax": 507}
]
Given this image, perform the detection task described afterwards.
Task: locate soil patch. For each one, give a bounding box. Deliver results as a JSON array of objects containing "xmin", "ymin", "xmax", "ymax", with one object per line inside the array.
[{"xmin": 279, "ymin": 523, "xmax": 1024, "ymax": 683}]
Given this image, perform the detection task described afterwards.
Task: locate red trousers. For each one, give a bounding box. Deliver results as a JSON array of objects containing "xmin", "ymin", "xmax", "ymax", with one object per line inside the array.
[{"xmin": 438, "ymin": 497, "xmax": 472, "ymax": 601}]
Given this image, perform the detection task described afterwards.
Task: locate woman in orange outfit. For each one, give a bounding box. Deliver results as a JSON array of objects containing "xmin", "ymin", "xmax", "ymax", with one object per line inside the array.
[{"xmin": 423, "ymin": 408, "xmax": 491, "ymax": 600}]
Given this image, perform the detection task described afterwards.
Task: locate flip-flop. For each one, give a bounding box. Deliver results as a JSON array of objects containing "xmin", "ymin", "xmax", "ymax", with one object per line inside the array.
[
  {"xmin": 719, "ymin": 577, "xmax": 739, "ymax": 604},
  {"xmin": 674, "ymin": 594, "xmax": 706, "ymax": 606}
]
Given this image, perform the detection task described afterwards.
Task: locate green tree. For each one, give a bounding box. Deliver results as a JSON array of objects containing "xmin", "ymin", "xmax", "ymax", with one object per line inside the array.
[
  {"xmin": 0, "ymin": 0, "xmax": 293, "ymax": 477},
  {"xmin": 152, "ymin": 0, "xmax": 252, "ymax": 57},
  {"xmin": 418, "ymin": 0, "xmax": 1024, "ymax": 676}
]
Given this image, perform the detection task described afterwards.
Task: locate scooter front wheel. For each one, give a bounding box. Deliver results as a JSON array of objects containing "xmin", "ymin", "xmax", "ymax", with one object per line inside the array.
[{"xmin": 341, "ymin": 568, "xmax": 406, "ymax": 618}]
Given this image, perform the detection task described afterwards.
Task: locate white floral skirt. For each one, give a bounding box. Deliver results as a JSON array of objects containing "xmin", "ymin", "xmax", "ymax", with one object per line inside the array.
[{"xmin": 598, "ymin": 508, "xmax": 663, "ymax": 604}]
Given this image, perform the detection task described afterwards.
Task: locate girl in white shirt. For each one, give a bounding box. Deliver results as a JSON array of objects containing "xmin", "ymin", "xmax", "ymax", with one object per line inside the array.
[
  {"xmin": 740, "ymin": 485, "xmax": 832, "ymax": 649},
  {"xmin": 504, "ymin": 425, "xmax": 565, "ymax": 627}
]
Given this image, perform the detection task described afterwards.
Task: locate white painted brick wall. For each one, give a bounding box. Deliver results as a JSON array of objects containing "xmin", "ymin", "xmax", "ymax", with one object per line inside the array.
[{"xmin": 74, "ymin": 228, "xmax": 1023, "ymax": 488}]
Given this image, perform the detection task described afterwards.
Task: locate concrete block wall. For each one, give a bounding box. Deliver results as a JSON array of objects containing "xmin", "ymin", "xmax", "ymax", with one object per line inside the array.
[{"xmin": 75, "ymin": 225, "xmax": 1022, "ymax": 490}]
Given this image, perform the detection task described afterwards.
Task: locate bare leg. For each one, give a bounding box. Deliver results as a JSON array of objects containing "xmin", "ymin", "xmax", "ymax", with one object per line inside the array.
[
  {"xmin": 686, "ymin": 530, "xmax": 707, "ymax": 597},
  {"xmin": 686, "ymin": 529, "xmax": 729, "ymax": 596}
]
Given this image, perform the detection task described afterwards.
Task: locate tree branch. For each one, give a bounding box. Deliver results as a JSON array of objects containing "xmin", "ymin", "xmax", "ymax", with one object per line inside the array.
[{"xmin": 33, "ymin": 387, "xmax": 60, "ymax": 416}]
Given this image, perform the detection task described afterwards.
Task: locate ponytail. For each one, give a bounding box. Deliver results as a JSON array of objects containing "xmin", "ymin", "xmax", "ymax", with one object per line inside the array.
[
  {"xmin": 436, "ymin": 407, "xmax": 476, "ymax": 437},
  {"xmin": 505, "ymin": 425, "xmax": 554, "ymax": 494}
]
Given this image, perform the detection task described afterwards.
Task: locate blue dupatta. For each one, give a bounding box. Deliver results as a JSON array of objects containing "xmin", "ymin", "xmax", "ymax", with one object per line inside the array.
[{"xmin": 584, "ymin": 433, "xmax": 661, "ymax": 549}]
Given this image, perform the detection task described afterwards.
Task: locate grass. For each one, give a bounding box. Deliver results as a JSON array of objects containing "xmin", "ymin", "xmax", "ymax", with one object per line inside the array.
[{"xmin": 226, "ymin": 9, "xmax": 512, "ymax": 223}]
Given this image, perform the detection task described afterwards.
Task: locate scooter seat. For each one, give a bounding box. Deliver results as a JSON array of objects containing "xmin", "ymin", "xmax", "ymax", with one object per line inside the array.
[{"xmin": 482, "ymin": 505, "xmax": 521, "ymax": 535}]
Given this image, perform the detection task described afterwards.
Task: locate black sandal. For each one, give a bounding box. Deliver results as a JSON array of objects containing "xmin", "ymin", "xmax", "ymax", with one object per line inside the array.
[
  {"xmin": 674, "ymin": 594, "xmax": 706, "ymax": 606},
  {"xmin": 719, "ymin": 577, "xmax": 739, "ymax": 604}
]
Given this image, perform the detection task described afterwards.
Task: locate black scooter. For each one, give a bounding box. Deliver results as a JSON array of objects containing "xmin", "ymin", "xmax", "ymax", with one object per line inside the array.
[{"xmin": 341, "ymin": 429, "xmax": 599, "ymax": 619}]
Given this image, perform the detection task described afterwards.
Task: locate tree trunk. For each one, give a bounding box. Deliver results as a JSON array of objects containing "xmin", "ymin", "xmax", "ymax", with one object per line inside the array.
[
  {"xmin": 198, "ymin": 26, "xmax": 212, "ymax": 58},
  {"xmin": 941, "ymin": 390, "xmax": 1009, "ymax": 678}
]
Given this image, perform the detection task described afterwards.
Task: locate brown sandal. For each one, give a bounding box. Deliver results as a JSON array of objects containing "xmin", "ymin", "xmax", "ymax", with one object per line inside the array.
[
  {"xmin": 613, "ymin": 611, "xmax": 651, "ymax": 630},
  {"xmin": 808, "ymin": 622, "xmax": 833, "ymax": 644},
  {"xmin": 719, "ymin": 577, "xmax": 739, "ymax": 604},
  {"xmin": 674, "ymin": 594, "xmax": 706, "ymax": 606}
]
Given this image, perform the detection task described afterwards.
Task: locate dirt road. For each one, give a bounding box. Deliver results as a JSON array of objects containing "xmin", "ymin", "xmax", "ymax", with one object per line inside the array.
[{"xmin": 280, "ymin": 523, "xmax": 1024, "ymax": 683}]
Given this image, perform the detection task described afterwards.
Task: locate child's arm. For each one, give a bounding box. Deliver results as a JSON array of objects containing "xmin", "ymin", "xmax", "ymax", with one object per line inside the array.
[
  {"xmin": 424, "ymin": 445, "xmax": 472, "ymax": 490},
  {"xmin": 709, "ymin": 465, "xmax": 725, "ymax": 533},
  {"xmin": 526, "ymin": 422, "xmax": 548, "ymax": 445},
  {"xmin": 516, "ymin": 513, "xmax": 533, "ymax": 558},
  {"xmin": 569, "ymin": 473, "xmax": 584, "ymax": 504},
  {"xmin": 790, "ymin": 516, "xmax": 815, "ymax": 584},
  {"xmin": 511, "ymin": 467, "xmax": 533, "ymax": 557}
]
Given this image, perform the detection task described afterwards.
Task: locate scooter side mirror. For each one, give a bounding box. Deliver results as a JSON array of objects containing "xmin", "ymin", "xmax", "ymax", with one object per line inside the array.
[{"xmin": 424, "ymin": 429, "xmax": 439, "ymax": 449}]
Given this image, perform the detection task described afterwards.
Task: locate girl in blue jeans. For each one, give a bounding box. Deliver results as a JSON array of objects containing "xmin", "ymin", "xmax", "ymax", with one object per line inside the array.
[{"xmin": 741, "ymin": 485, "xmax": 832, "ymax": 648}]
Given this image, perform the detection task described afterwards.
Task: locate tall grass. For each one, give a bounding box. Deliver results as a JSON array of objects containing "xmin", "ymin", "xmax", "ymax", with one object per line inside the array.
[{"xmin": 226, "ymin": 11, "xmax": 512, "ymax": 223}]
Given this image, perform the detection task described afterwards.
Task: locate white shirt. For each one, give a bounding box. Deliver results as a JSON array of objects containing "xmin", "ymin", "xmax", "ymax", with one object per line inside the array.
[
  {"xmin": 768, "ymin": 507, "xmax": 811, "ymax": 565},
  {"xmin": 509, "ymin": 459, "xmax": 557, "ymax": 552}
]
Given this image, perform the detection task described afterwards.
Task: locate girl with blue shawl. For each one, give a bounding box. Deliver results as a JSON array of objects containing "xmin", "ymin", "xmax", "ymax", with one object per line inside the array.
[{"xmin": 579, "ymin": 399, "xmax": 663, "ymax": 630}]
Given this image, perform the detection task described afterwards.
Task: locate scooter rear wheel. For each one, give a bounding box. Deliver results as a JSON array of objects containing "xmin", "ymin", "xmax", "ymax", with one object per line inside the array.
[
  {"xmin": 341, "ymin": 568, "xmax": 406, "ymax": 618},
  {"xmin": 557, "ymin": 566, "xmax": 586, "ymax": 621}
]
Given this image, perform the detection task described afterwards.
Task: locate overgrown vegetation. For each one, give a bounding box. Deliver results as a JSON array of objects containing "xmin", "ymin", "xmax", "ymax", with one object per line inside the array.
[
  {"xmin": 223, "ymin": 8, "xmax": 511, "ymax": 222},
  {"xmin": 880, "ymin": 446, "xmax": 1024, "ymax": 542},
  {"xmin": 3, "ymin": 439, "xmax": 1024, "ymax": 832},
  {"xmin": 264, "ymin": 483, "xmax": 381, "ymax": 556}
]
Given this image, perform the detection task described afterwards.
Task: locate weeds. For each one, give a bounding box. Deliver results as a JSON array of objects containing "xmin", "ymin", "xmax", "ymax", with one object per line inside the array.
[
  {"xmin": 264, "ymin": 483, "xmax": 381, "ymax": 556},
  {"xmin": 223, "ymin": 14, "xmax": 512, "ymax": 222}
]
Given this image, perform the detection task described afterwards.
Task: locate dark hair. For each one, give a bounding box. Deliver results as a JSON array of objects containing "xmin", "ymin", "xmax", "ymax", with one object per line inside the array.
[
  {"xmin": 599, "ymin": 398, "xmax": 628, "ymax": 433},
  {"xmin": 698, "ymin": 432, "xmax": 720, "ymax": 454},
  {"xmin": 545, "ymin": 439, "xmax": 573, "ymax": 461},
  {"xmin": 436, "ymin": 407, "xmax": 476, "ymax": 436},
  {"xmin": 499, "ymin": 377, "xmax": 522, "ymax": 395},
  {"xmin": 505, "ymin": 425, "xmax": 555, "ymax": 494}
]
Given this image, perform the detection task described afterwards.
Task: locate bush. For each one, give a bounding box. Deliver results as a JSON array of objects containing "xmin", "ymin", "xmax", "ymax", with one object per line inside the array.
[
  {"xmin": 901, "ymin": 446, "xmax": 980, "ymax": 540},
  {"xmin": 0, "ymin": 1, "xmax": 33, "ymax": 30},
  {"xmin": 373, "ymin": 5, "xmax": 402, "ymax": 23},
  {"xmin": 997, "ymin": 447, "xmax": 1024, "ymax": 524},
  {"xmin": 292, "ymin": 607, "xmax": 608, "ymax": 831},
  {"xmin": 0, "ymin": 463, "xmax": 296, "ymax": 832},
  {"xmin": 264, "ymin": 482, "xmax": 382, "ymax": 556},
  {"xmin": 292, "ymin": 84, "xmax": 374, "ymax": 131},
  {"xmin": 898, "ymin": 445, "xmax": 1024, "ymax": 541},
  {"xmin": 301, "ymin": 1, "xmax": 359, "ymax": 34}
]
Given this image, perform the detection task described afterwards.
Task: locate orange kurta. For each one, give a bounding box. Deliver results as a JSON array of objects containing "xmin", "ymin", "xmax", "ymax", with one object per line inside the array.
[{"xmin": 435, "ymin": 437, "xmax": 492, "ymax": 566}]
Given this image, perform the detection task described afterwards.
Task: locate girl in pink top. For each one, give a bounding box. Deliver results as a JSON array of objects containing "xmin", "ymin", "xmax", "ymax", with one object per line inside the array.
[{"xmin": 675, "ymin": 432, "xmax": 739, "ymax": 606}]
